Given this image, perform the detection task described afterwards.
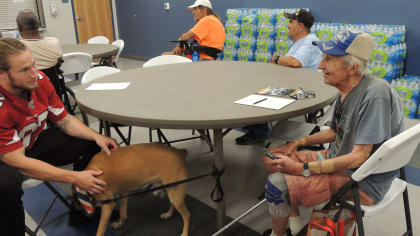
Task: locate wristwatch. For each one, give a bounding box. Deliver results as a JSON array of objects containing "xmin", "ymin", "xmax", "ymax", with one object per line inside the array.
[
  {"xmin": 274, "ymin": 55, "xmax": 280, "ymax": 64},
  {"xmin": 302, "ymin": 162, "xmax": 310, "ymax": 177}
]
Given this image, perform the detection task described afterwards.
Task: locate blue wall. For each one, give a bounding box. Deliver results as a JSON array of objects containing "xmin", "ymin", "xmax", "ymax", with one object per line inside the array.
[{"xmin": 116, "ymin": 0, "xmax": 420, "ymax": 75}]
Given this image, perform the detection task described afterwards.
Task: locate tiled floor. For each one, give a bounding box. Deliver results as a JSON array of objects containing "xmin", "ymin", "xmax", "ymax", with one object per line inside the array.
[{"xmin": 25, "ymin": 57, "xmax": 420, "ymax": 235}]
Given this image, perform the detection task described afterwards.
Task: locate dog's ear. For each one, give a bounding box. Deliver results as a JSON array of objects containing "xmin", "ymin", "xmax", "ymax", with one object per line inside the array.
[{"xmin": 73, "ymin": 186, "xmax": 96, "ymax": 217}]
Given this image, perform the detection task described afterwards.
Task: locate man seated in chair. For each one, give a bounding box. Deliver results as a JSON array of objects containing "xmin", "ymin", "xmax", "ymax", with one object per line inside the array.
[
  {"xmin": 261, "ymin": 30, "xmax": 404, "ymax": 236},
  {"xmin": 0, "ymin": 38, "xmax": 118, "ymax": 236},
  {"xmin": 236, "ymin": 9, "xmax": 323, "ymax": 145},
  {"xmin": 16, "ymin": 9, "xmax": 63, "ymax": 95},
  {"xmin": 162, "ymin": 0, "xmax": 225, "ymax": 60}
]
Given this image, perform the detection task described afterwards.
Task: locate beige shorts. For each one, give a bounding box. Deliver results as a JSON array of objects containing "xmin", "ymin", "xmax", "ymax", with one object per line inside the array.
[{"xmin": 274, "ymin": 149, "xmax": 374, "ymax": 207}]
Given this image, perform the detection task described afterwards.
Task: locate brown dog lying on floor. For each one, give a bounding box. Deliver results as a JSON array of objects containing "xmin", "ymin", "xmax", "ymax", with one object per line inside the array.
[{"xmin": 74, "ymin": 143, "xmax": 190, "ymax": 236}]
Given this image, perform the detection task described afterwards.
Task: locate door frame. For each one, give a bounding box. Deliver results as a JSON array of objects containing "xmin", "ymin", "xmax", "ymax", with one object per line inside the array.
[{"xmin": 70, "ymin": 0, "xmax": 116, "ymax": 43}]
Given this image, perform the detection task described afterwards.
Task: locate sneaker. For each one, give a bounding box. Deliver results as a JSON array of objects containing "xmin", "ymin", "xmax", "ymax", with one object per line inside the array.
[{"xmin": 235, "ymin": 132, "xmax": 265, "ymax": 145}]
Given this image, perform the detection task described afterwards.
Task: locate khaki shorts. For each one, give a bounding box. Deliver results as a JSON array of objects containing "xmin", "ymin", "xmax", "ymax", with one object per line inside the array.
[{"xmin": 274, "ymin": 149, "xmax": 374, "ymax": 207}]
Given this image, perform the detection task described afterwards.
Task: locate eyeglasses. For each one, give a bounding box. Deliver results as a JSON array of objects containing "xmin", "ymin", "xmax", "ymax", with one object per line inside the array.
[{"xmin": 290, "ymin": 87, "xmax": 316, "ymax": 100}]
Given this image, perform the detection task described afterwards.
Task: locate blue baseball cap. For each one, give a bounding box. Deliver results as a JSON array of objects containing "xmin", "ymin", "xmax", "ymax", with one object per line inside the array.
[{"xmin": 312, "ymin": 30, "xmax": 375, "ymax": 61}]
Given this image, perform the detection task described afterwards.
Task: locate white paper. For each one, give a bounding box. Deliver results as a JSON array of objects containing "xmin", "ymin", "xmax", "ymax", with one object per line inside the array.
[
  {"xmin": 13, "ymin": 0, "xmax": 24, "ymax": 2},
  {"xmin": 85, "ymin": 82, "xmax": 131, "ymax": 90},
  {"xmin": 234, "ymin": 94, "xmax": 295, "ymax": 110}
]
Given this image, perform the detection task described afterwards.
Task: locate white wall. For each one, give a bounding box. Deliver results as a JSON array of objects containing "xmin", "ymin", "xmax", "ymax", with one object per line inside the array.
[
  {"xmin": 41, "ymin": 0, "xmax": 76, "ymax": 43},
  {"xmin": 41, "ymin": 0, "xmax": 118, "ymax": 43}
]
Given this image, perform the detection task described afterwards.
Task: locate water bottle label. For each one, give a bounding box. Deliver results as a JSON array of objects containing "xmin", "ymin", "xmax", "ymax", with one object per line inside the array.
[
  {"xmin": 371, "ymin": 49, "xmax": 388, "ymax": 62},
  {"xmin": 371, "ymin": 32, "xmax": 387, "ymax": 45},
  {"xmin": 370, "ymin": 67, "xmax": 387, "ymax": 79},
  {"xmin": 238, "ymin": 52, "xmax": 249, "ymax": 61},
  {"xmin": 258, "ymin": 27, "xmax": 271, "ymax": 38},
  {"xmin": 227, "ymin": 13, "xmax": 239, "ymax": 23},
  {"xmin": 239, "ymin": 39, "xmax": 252, "ymax": 49},
  {"xmin": 275, "ymin": 26, "xmax": 289, "ymax": 40},
  {"xmin": 258, "ymin": 14, "xmax": 270, "ymax": 25},
  {"xmin": 225, "ymin": 39, "xmax": 236, "ymax": 49},
  {"xmin": 241, "ymin": 25, "xmax": 254, "ymax": 37},
  {"xmin": 317, "ymin": 30, "xmax": 333, "ymax": 41},
  {"xmin": 275, "ymin": 41, "xmax": 290, "ymax": 54},
  {"xmin": 256, "ymin": 41, "xmax": 269, "ymax": 52}
]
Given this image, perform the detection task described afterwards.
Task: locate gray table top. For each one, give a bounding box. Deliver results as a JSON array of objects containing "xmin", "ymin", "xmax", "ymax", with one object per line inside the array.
[
  {"xmin": 76, "ymin": 61, "xmax": 338, "ymax": 129},
  {"xmin": 62, "ymin": 43, "xmax": 119, "ymax": 59}
]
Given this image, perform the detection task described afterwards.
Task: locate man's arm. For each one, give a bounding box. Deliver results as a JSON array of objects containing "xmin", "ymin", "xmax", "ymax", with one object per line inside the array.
[
  {"xmin": 269, "ymin": 128, "xmax": 336, "ymax": 155},
  {"xmin": 56, "ymin": 114, "xmax": 118, "ymax": 155},
  {"xmin": 271, "ymin": 55, "xmax": 302, "ymax": 68},
  {"xmin": 0, "ymin": 147, "xmax": 106, "ymax": 194},
  {"xmin": 268, "ymin": 144, "xmax": 373, "ymax": 176}
]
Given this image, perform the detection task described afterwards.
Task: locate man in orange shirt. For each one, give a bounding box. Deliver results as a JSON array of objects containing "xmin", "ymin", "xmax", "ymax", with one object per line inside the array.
[{"xmin": 163, "ymin": 0, "xmax": 225, "ymax": 60}]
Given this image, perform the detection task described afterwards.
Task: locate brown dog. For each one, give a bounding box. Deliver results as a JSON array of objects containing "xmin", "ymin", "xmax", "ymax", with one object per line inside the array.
[{"xmin": 78, "ymin": 143, "xmax": 190, "ymax": 236}]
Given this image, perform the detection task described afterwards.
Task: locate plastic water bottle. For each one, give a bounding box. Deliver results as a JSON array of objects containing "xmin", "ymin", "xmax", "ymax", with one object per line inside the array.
[{"xmin": 192, "ymin": 51, "xmax": 199, "ymax": 62}]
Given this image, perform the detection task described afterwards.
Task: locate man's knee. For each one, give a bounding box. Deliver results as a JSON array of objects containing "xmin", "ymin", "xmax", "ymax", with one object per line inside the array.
[
  {"xmin": 266, "ymin": 172, "xmax": 291, "ymax": 217},
  {"xmin": 0, "ymin": 163, "xmax": 23, "ymax": 200}
]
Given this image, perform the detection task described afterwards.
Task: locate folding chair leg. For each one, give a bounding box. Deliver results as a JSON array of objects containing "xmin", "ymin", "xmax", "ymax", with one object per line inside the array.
[
  {"xmin": 25, "ymin": 225, "xmax": 37, "ymax": 236},
  {"xmin": 156, "ymin": 129, "xmax": 171, "ymax": 146},
  {"xmin": 352, "ymin": 182, "xmax": 365, "ymax": 236},
  {"xmin": 400, "ymin": 168, "xmax": 413, "ymax": 236},
  {"xmin": 44, "ymin": 182, "xmax": 71, "ymax": 209}
]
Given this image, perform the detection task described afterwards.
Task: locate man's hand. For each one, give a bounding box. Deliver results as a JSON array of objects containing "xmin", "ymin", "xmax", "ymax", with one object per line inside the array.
[
  {"xmin": 270, "ymin": 54, "xmax": 279, "ymax": 63},
  {"xmin": 263, "ymin": 153, "xmax": 302, "ymax": 175},
  {"xmin": 268, "ymin": 141, "xmax": 298, "ymax": 156},
  {"xmin": 172, "ymin": 46, "xmax": 183, "ymax": 55},
  {"xmin": 74, "ymin": 170, "xmax": 107, "ymax": 195},
  {"xmin": 94, "ymin": 135, "xmax": 118, "ymax": 155}
]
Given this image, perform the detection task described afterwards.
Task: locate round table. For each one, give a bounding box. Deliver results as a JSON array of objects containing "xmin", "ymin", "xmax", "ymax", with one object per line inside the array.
[
  {"xmin": 76, "ymin": 61, "xmax": 338, "ymax": 228},
  {"xmin": 61, "ymin": 43, "xmax": 119, "ymax": 61}
]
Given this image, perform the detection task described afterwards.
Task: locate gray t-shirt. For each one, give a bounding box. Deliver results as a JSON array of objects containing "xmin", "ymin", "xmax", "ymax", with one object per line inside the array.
[{"xmin": 328, "ymin": 74, "xmax": 404, "ymax": 203}]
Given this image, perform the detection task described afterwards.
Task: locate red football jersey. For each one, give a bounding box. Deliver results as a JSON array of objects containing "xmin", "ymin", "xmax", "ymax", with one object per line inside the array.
[{"xmin": 0, "ymin": 71, "xmax": 68, "ymax": 154}]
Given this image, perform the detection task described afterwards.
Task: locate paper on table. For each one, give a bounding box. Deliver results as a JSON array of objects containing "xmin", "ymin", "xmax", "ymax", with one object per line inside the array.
[
  {"xmin": 234, "ymin": 94, "xmax": 295, "ymax": 110},
  {"xmin": 86, "ymin": 82, "xmax": 131, "ymax": 90}
]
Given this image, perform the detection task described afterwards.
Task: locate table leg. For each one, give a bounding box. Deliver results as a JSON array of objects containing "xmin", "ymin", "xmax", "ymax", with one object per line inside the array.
[
  {"xmin": 103, "ymin": 120, "xmax": 111, "ymax": 137},
  {"xmin": 213, "ymin": 129, "xmax": 226, "ymax": 230}
]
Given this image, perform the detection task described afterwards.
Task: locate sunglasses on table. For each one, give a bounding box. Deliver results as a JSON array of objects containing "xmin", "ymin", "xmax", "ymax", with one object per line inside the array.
[{"xmin": 290, "ymin": 87, "xmax": 316, "ymax": 100}]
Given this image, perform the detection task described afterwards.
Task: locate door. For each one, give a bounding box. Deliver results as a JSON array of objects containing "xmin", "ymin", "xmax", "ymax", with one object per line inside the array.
[{"xmin": 73, "ymin": 0, "xmax": 115, "ymax": 43}]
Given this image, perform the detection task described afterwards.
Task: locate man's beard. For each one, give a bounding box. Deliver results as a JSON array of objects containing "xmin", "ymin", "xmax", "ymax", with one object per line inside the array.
[{"xmin": 7, "ymin": 71, "xmax": 38, "ymax": 94}]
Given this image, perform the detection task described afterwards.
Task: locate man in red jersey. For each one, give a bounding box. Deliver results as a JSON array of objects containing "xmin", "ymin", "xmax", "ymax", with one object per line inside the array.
[{"xmin": 0, "ymin": 38, "xmax": 118, "ymax": 236}]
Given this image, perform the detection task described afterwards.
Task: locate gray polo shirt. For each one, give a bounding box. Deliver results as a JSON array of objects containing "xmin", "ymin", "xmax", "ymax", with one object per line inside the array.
[{"xmin": 328, "ymin": 74, "xmax": 404, "ymax": 203}]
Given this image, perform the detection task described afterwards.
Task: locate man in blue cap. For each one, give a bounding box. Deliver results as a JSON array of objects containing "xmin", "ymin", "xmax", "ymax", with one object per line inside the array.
[{"xmin": 261, "ymin": 30, "xmax": 404, "ymax": 236}]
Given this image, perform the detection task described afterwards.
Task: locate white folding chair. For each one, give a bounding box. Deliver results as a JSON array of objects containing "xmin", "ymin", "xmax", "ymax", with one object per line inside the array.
[
  {"xmin": 111, "ymin": 39, "xmax": 125, "ymax": 67},
  {"xmin": 142, "ymin": 55, "xmax": 212, "ymax": 150},
  {"xmin": 142, "ymin": 55, "xmax": 192, "ymax": 67},
  {"xmin": 80, "ymin": 67, "xmax": 132, "ymax": 145},
  {"xmin": 322, "ymin": 123, "xmax": 419, "ymax": 236},
  {"xmin": 61, "ymin": 52, "xmax": 93, "ymax": 80},
  {"xmin": 87, "ymin": 35, "xmax": 109, "ymax": 44}
]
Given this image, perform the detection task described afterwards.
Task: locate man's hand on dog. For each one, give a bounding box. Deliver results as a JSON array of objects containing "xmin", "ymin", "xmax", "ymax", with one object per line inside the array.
[
  {"xmin": 75, "ymin": 170, "xmax": 107, "ymax": 195},
  {"xmin": 94, "ymin": 135, "xmax": 119, "ymax": 155}
]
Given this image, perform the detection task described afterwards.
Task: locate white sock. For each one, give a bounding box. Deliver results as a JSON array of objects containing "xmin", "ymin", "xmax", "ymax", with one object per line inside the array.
[
  {"xmin": 289, "ymin": 216, "xmax": 304, "ymax": 235},
  {"xmin": 270, "ymin": 231, "xmax": 286, "ymax": 236}
]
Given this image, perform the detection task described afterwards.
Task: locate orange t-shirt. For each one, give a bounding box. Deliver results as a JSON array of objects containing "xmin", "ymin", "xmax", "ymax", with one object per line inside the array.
[{"xmin": 190, "ymin": 15, "xmax": 226, "ymax": 59}]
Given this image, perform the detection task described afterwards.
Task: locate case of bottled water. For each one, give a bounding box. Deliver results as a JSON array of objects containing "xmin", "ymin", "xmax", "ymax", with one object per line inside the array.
[
  {"xmin": 237, "ymin": 48, "xmax": 254, "ymax": 61},
  {"xmin": 391, "ymin": 76, "xmax": 420, "ymax": 118}
]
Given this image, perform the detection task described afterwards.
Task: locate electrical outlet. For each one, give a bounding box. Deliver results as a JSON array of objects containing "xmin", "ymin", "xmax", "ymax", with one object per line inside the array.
[{"xmin": 163, "ymin": 2, "xmax": 170, "ymax": 10}]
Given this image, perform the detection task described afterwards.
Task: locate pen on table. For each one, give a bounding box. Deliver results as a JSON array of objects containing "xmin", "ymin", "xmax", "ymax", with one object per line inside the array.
[{"xmin": 253, "ymin": 98, "xmax": 267, "ymax": 105}]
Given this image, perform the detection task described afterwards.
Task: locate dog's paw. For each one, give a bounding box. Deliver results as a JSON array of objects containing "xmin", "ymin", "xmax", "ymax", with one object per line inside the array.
[
  {"xmin": 160, "ymin": 211, "xmax": 173, "ymax": 220},
  {"xmin": 111, "ymin": 221, "xmax": 125, "ymax": 229}
]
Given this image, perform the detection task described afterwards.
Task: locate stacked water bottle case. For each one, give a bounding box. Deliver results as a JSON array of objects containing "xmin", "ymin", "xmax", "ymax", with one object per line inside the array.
[
  {"xmin": 220, "ymin": 8, "xmax": 419, "ymax": 119},
  {"xmin": 391, "ymin": 76, "xmax": 420, "ymax": 119},
  {"xmin": 312, "ymin": 23, "xmax": 407, "ymax": 83},
  {"xmin": 221, "ymin": 8, "xmax": 302, "ymax": 62}
]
